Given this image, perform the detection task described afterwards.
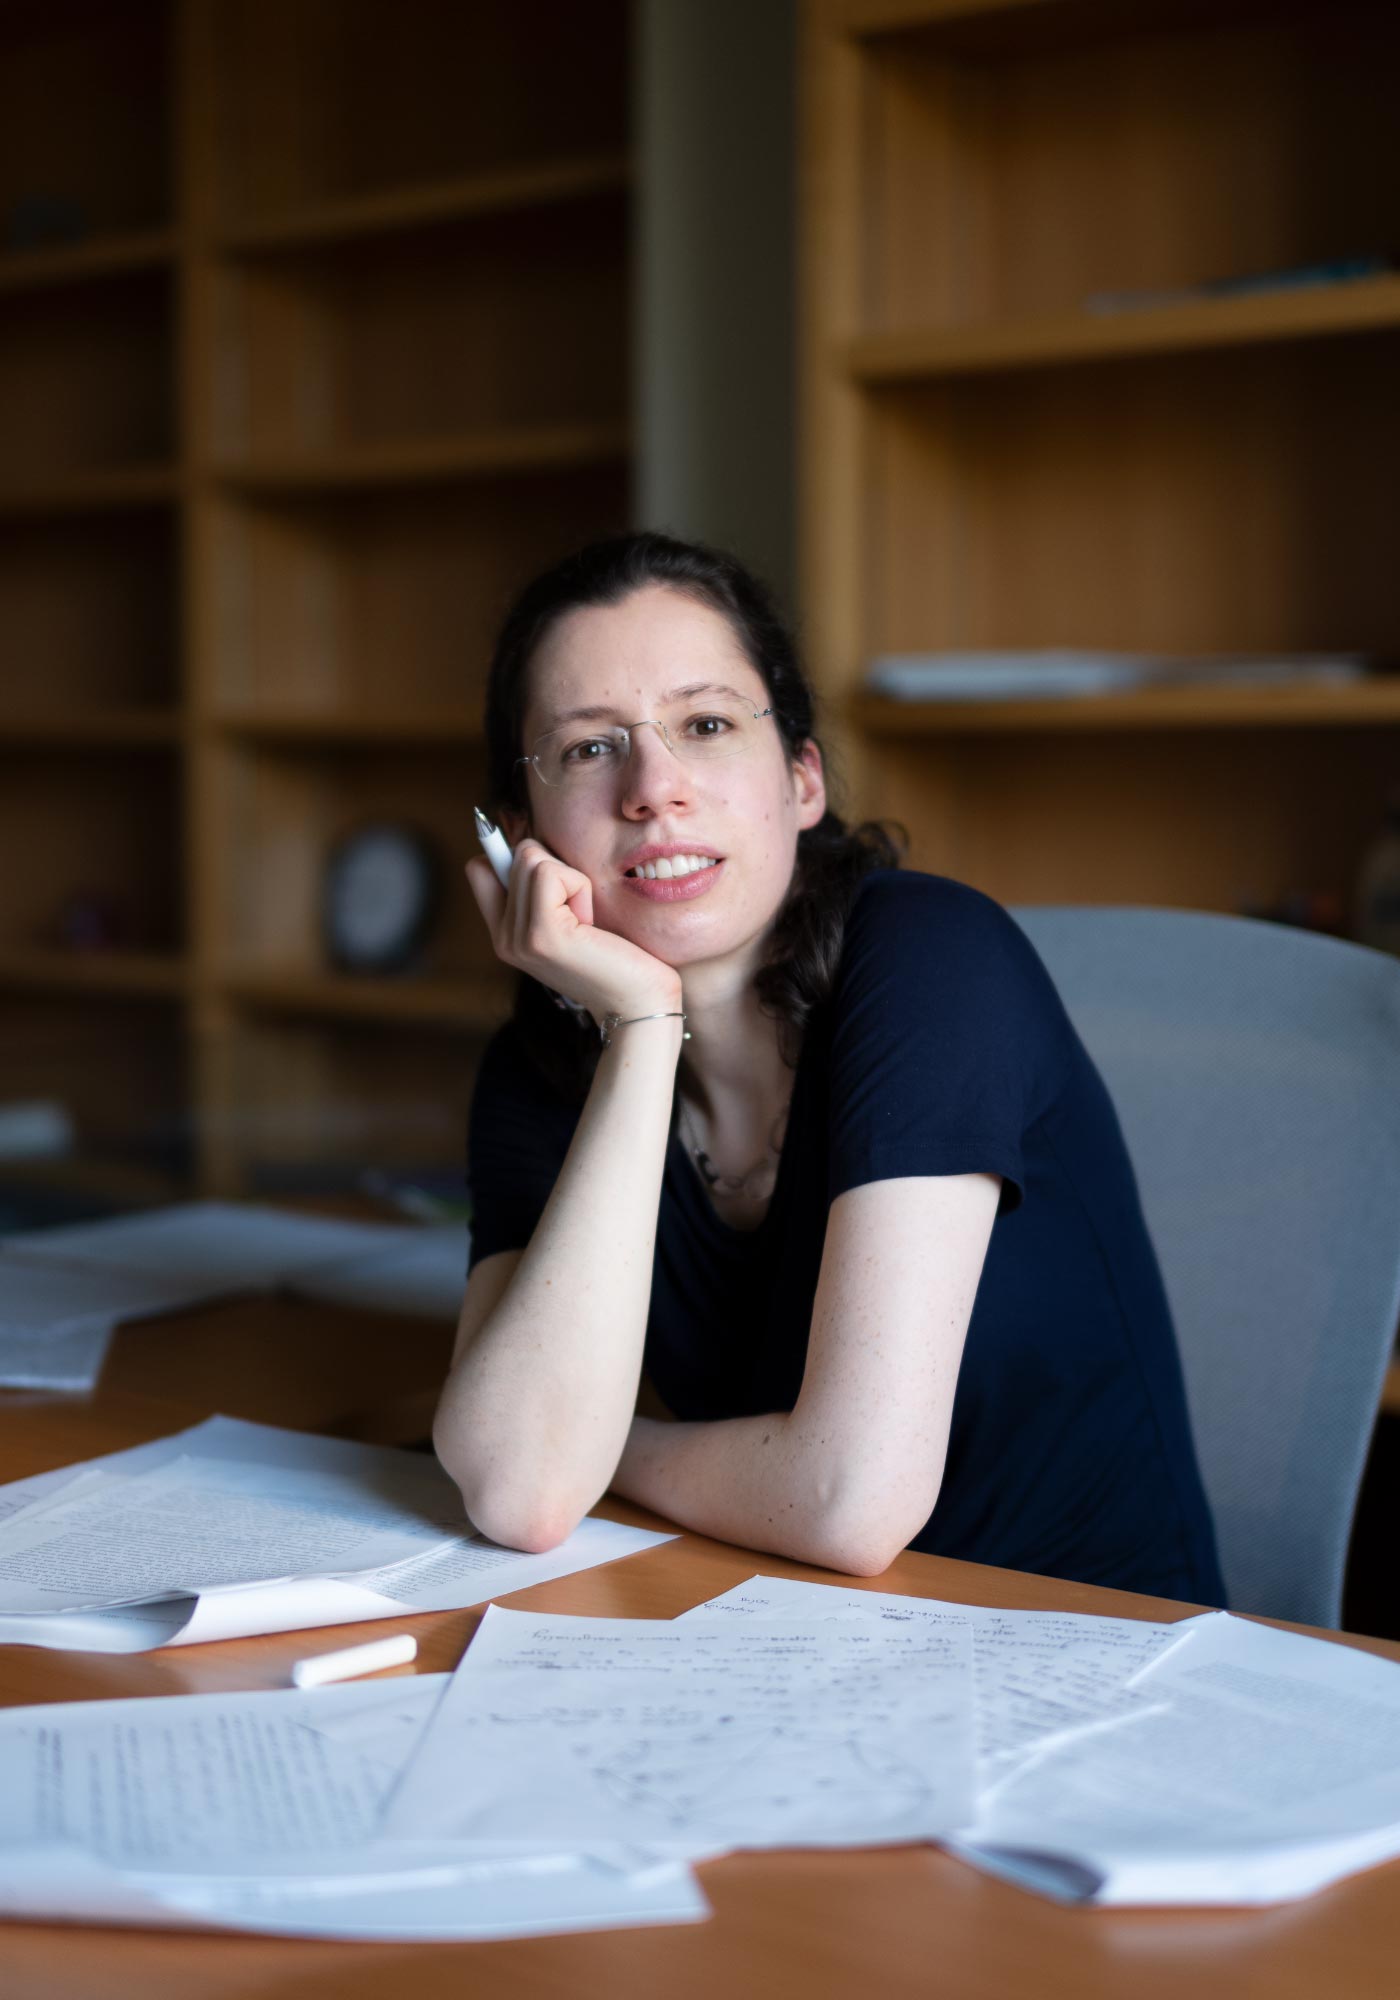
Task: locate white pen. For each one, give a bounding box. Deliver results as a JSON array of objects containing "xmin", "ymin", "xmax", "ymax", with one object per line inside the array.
[
  {"xmin": 471, "ymin": 807, "xmax": 592, "ymax": 1023},
  {"xmin": 474, "ymin": 807, "xmax": 514, "ymax": 888},
  {"xmin": 290, "ymin": 1633, "xmax": 418, "ymax": 1689}
]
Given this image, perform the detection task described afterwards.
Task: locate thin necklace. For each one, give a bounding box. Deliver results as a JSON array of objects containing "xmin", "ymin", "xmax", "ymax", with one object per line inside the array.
[{"xmin": 678, "ymin": 1095, "xmax": 790, "ymax": 1202}]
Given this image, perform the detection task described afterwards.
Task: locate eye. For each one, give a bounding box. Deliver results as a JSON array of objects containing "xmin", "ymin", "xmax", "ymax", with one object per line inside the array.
[
  {"xmin": 681, "ymin": 711, "xmax": 737, "ymax": 740},
  {"xmin": 560, "ymin": 734, "xmax": 621, "ymax": 765}
]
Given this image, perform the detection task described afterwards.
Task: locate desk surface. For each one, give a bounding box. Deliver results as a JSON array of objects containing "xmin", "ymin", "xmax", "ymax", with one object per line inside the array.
[{"xmin": 2, "ymin": 1298, "xmax": 1399, "ymax": 2000}]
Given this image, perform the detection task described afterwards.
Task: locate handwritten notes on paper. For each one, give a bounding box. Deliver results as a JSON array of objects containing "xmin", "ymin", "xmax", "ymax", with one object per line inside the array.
[
  {"xmin": 386, "ymin": 1602, "xmax": 978, "ymax": 1854},
  {"xmin": 0, "ymin": 1678, "xmax": 706, "ymax": 1940}
]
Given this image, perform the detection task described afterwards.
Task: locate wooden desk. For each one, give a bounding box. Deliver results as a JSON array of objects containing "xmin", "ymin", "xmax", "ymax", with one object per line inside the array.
[{"xmin": 3, "ymin": 1299, "xmax": 1400, "ymax": 2000}]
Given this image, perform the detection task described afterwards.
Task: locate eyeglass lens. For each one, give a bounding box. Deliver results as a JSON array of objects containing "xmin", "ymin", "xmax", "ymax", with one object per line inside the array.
[{"xmin": 530, "ymin": 701, "xmax": 770, "ymax": 785}]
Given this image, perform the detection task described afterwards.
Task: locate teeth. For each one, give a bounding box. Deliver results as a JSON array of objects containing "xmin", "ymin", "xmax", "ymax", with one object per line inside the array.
[{"xmin": 630, "ymin": 856, "xmax": 717, "ymax": 881}]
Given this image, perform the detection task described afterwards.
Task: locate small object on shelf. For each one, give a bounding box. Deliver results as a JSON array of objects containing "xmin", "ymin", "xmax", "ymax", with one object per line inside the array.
[
  {"xmin": 49, "ymin": 891, "xmax": 129, "ymax": 952},
  {"xmin": 321, "ymin": 822, "xmax": 443, "ymax": 975},
  {"xmin": 1084, "ymin": 253, "xmax": 1395, "ymax": 316},
  {"xmin": 0, "ymin": 1101, "xmax": 74, "ymax": 1162},
  {"xmin": 864, "ymin": 652, "xmax": 1371, "ymax": 704},
  {"xmin": 1355, "ymin": 791, "xmax": 1400, "ymax": 958},
  {"xmin": 5, "ymin": 194, "xmax": 89, "ymax": 253},
  {"xmin": 1240, "ymin": 890, "xmax": 1347, "ymax": 939}
]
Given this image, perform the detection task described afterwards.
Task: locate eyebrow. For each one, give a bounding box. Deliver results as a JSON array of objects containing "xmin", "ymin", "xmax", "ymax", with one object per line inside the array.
[{"xmin": 541, "ymin": 682, "xmax": 754, "ymax": 730}]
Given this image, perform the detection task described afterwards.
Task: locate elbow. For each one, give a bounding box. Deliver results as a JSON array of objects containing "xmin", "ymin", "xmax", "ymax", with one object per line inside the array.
[
  {"xmin": 467, "ymin": 1500, "xmax": 580, "ymax": 1556},
  {"xmin": 796, "ymin": 1480, "xmax": 941, "ymax": 1580},
  {"xmin": 432, "ymin": 1416, "xmax": 583, "ymax": 1555},
  {"xmin": 803, "ymin": 1524, "xmax": 904, "ymax": 1579}
]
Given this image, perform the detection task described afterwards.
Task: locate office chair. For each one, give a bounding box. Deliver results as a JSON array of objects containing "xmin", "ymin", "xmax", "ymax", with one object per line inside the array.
[{"xmin": 1011, "ymin": 906, "xmax": 1400, "ymax": 1630}]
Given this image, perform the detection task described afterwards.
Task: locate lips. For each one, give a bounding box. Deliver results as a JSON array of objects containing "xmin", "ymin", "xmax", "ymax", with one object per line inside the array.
[
  {"xmin": 621, "ymin": 843, "xmax": 724, "ymax": 878},
  {"xmin": 620, "ymin": 858, "xmax": 725, "ymax": 903}
]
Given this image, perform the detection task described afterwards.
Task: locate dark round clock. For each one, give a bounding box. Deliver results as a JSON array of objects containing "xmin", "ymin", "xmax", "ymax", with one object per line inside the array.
[{"xmin": 321, "ymin": 823, "xmax": 443, "ymax": 974}]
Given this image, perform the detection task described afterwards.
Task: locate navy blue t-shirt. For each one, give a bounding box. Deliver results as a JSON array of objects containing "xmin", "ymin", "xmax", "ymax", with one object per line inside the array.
[{"xmin": 468, "ymin": 871, "xmax": 1225, "ymax": 1605}]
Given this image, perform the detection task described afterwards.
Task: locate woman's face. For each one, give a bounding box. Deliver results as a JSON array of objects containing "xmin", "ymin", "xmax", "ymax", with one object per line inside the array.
[{"xmin": 513, "ymin": 584, "xmax": 825, "ymax": 976}]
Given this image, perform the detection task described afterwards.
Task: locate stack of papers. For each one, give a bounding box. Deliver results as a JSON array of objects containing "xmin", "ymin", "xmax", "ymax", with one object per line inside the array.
[
  {"xmin": 0, "ymin": 1416, "xmax": 673, "ymax": 1652},
  {"xmin": 0, "ymin": 1202, "xmax": 472, "ymax": 1391},
  {"xmin": 0, "ymin": 1679, "xmax": 704, "ymax": 1939},
  {"xmin": 2, "ymin": 1571, "xmax": 1400, "ymax": 1938},
  {"xmin": 864, "ymin": 650, "xmax": 1369, "ymax": 703}
]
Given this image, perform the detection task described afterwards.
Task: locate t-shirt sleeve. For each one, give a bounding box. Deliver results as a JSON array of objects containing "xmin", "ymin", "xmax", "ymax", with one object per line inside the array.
[
  {"xmin": 826, "ymin": 873, "xmax": 1070, "ymax": 1215},
  {"xmin": 466, "ymin": 1024, "xmax": 580, "ymax": 1270}
]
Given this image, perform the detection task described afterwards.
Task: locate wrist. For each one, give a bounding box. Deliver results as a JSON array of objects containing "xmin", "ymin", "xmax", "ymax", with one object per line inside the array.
[{"xmin": 598, "ymin": 1006, "xmax": 688, "ymax": 1053}]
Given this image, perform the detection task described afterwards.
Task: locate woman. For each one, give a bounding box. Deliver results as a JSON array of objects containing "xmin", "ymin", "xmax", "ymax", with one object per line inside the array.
[{"xmin": 434, "ymin": 531, "xmax": 1225, "ymax": 1601}]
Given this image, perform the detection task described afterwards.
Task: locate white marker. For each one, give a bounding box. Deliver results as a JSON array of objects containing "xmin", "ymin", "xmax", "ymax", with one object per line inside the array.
[
  {"xmin": 290, "ymin": 1633, "xmax": 417, "ymax": 1689},
  {"xmin": 474, "ymin": 807, "xmax": 514, "ymax": 888},
  {"xmin": 471, "ymin": 808, "xmax": 592, "ymax": 1024}
]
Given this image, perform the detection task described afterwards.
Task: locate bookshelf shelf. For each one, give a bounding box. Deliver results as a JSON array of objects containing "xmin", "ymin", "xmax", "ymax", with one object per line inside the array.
[
  {"xmin": 221, "ymin": 969, "xmax": 510, "ymax": 1031},
  {"xmin": 215, "ymin": 424, "xmax": 630, "ymax": 497},
  {"xmin": 215, "ymin": 711, "xmax": 483, "ymax": 747},
  {"xmin": 0, "ymin": 948, "xmax": 189, "ymax": 1001},
  {"xmin": 846, "ymin": 278, "xmax": 1400, "ymax": 383},
  {"xmin": 219, "ymin": 156, "xmax": 630, "ymax": 258},
  {"xmin": 0, "ymin": 711, "xmax": 183, "ymax": 748},
  {"xmin": 0, "ymin": 468, "xmax": 180, "ymax": 520},
  {"xmin": 853, "ymin": 681, "xmax": 1400, "ymax": 738},
  {"xmin": 0, "ymin": 230, "xmax": 178, "ymax": 298}
]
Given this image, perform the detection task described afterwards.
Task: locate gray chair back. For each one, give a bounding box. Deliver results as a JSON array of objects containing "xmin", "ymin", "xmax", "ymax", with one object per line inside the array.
[{"xmin": 1011, "ymin": 906, "xmax": 1400, "ymax": 1629}]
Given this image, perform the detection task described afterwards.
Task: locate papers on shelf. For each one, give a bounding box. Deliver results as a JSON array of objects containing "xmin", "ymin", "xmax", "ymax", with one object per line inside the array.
[
  {"xmin": 0, "ymin": 1258, "xmax": 246, "ymax": 1394},
  {"xmin": 0, "ymin": 1202, "xmax": 472, "ymax": 1391},
  {"xmin": 1, "ymin": 1200, "xmax": 416, "ymax": 1290},
  {"xmin": 385, "ymin": 1602, "xmax": 978, "ymax": 1855},
  {"xmin": 864, "ymin": 650, "xmax": 1370, "ymax": 703},
  {"xmin": 0, "ymin": 1678, "xmax": 706, "ymax": 1940},
  {"xmin": 292, "ymin": 1222, "xmax": 471, "ymax": 1320},
  {"xmin": 0, "ymin": 1416, "xmax": 674, "ymax": 1652}
]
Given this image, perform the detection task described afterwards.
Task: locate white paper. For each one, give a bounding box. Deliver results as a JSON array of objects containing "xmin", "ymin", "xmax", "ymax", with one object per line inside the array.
[
  {"xmin": 292, "ymin": 1223, "xmax": 470, "ymax": 1320},
  {"xmin": 0, "ymin": 1679, "xmax": 707, "ymax": 1940},
  {"xmin": 386, "ymin": 1603, "xmax": 977, "ymax": 1855},
  {"xmin": 0, "ymin": 1320, "xmax": 113, "ymax": 1392},
  {"xmin": 0, "ymin": 1260, "xmax": 234, "ymax": 1391},
  {"xmin": 959, "ymin": 1612, "xmax": 1400, "ymax": 1904},
  {"xmin": 682, "ymin": 1575, "xmax": 1187, "ymax": 1775},
  {"xmin": 0, "ymin": 1417, "xmax": 674, "ymax": 1651},
  {"xmin": 1, "ymin": 1201, "xmax": 416, "ymax": 1293},
  {"xmin": 0, "ymin": 1453, "xmax": 455, "ymax": 1613}
]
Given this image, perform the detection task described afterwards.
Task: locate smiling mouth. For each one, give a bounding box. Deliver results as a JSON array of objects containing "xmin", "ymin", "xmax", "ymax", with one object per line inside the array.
[{"xmin": 624, "ymin": 855, "xmax": 721, "ymax": 881}]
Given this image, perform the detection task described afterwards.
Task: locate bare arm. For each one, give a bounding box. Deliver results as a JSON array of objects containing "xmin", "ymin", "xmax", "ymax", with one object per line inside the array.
[
  {"xmin": 433, "ymin": 841, "xmax": 683, "ymax": 1550},
  {"xmin": 609, "ymin": 1171, "xmax": 1001, "ymax": 1574}
]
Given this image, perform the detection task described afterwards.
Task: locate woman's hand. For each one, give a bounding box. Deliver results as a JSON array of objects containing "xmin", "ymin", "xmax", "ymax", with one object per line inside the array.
[{"xmin": 465, "ymin": 840, "xmax": 681, "ymax": 1021}]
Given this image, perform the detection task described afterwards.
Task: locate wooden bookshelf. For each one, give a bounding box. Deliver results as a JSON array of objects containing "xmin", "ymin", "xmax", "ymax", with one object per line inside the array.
[
  {"xmin": 218, "ymin": 155, "xmax": 631, "ymax": 257},
  {"xmin": 1383, "ymin": 1363, "xmax": 1400, "ymax": 1420},
  {"xmin": 845, "ymin": 276, "xmax": 1400, "ymax": 382},
  {"xmin": 222, "ymin": 969, "xmax": 510, "ymax": 1031},
  {"xmin": 0, "ymin": 0, "xmax": 632, "ymax": 1193},
  {"xmin": 0, "ymin": 228, "xmax": 177, "ymax": 297},
  {"xmin": 801, "ymin": 0, "xmax": 1400, "ymax": 919}
]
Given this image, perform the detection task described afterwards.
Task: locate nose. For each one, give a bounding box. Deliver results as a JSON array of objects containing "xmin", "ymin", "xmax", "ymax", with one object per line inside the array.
[{"xmin": 617, "ymin": 719, "xmax": 695, "ymax": 820}]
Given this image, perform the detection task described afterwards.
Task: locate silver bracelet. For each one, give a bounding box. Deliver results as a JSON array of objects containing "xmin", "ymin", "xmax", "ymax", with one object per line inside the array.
[{"xmin": 599, "ymin": 1010, "xmax": 689, "ymax": 1048}]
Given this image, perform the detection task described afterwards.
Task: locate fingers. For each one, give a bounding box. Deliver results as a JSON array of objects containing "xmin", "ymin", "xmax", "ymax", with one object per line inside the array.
[{"xmin": 466, "ymin": 840, "xmax": 596, "ymax": 979}]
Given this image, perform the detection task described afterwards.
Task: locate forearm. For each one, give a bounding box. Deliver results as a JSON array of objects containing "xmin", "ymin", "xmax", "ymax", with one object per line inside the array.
[
  {"xmin": 435, "ymin": 1016, "xmax": 684, "ymax": 1545},
  {"xmin": 611, "ymin": 1410, "xmax": 902, "ymax": 1577}
]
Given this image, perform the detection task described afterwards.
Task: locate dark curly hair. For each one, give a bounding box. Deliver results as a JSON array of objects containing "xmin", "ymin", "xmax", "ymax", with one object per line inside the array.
[{"xmin": 483, "ymin": 530, "xmax": 902, "ymax": 1093}]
